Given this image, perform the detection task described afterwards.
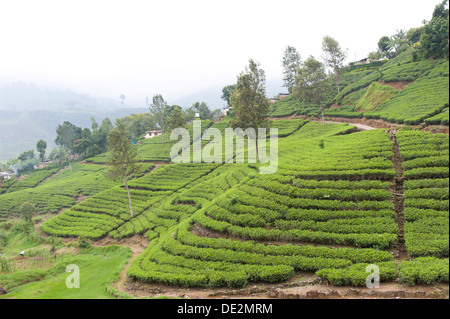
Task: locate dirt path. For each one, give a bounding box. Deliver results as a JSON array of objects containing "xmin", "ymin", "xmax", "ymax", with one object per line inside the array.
[
  {"xmin": 117, "ymin": 273, "xmax": 449, "ymax": 299},
  {"xmin": 322, "ymin": 121, "xmax": 376, "ymax": 131},
  {"xmin": 37, "ymin": 167, "xmax": 68, "ymax": 186},
  {"xmin": 387, "ymin": 128, "xmax": 409, "ymax": 260},
  {"xmin": 271, "ymin": 115, "xmax": 449, "ymax": 134},
  {"xmin": 91, "ymin": 236, "xmax": 149, "ymax": 294}
]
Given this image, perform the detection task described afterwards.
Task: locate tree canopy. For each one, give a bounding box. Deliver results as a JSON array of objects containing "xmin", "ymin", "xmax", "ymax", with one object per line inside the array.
[
  {"xmin": 293, "ymin": 56, "xmax": 331, "ymax": 125},
  {"xmin": 106, "ymin": 121, "xmax": 140, "ymax": 218},
  {"xmin": 322, "ymin": 36, "xmax": 347, "ymax": 94},
  {"xmin": 282, "ymin": 46, "xmax": 301, "ymax": 93}
]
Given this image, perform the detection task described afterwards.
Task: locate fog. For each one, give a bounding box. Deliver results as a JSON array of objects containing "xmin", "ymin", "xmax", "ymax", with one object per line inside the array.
[{"xmin": 0, "ymin": 0, "xmax": 438, "ymax": 108}]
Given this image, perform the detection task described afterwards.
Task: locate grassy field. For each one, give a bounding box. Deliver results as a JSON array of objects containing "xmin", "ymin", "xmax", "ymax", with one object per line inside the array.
[{"xmin": 1, "ymin": 246, "xmax": 131, "ymax": 299}]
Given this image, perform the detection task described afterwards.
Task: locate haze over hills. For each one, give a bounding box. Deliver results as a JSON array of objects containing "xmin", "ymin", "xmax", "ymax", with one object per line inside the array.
[
  {"xmin": 0, "ymin": 82, "xmax": 151, "ymax": 162},
  {"xmin": 0, "ymin": 79, "xmax": 286, "ymax": 163},
  {"xmin": 172, "ymin": 80, "xmax": 285, "ymax": 109}
]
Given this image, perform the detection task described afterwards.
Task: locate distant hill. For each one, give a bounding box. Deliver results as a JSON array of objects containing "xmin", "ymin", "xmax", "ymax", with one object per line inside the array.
[
  {"xmin": 0, "ymin": 108, "xmax": 148, "ymax": 163},
  {"xmin": 172, "ymin": 80, "xmax": 285, "ymax": 109},
  {"xmin": 0, "ymin": 81, "xmax": 124, "ymax": 112},
  {"xmin": 0, "ymin": 81, "xmax": 152, "ymax": 162}
]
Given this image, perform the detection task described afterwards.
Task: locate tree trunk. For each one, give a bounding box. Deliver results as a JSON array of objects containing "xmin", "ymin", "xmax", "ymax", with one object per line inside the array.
[
  {"xmin": 161, "ymin": 128, "xmax": 164, "ymax": 145},
  {"xmin": 319, "ymin": 103, "xmax": 325, "ymax": 126},
  {"xmin": 336, "ymin": 73, "xmax": 341, "ymax": 94},
  {"xmin": 124, "ymin": 176, "xmax": 134, "ymax": 218},
  {"xmin": 256, "ymin": 135, "xmax": 260, "ymax": 162}
]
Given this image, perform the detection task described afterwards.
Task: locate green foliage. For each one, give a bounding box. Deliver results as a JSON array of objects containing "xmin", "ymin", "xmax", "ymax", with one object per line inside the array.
[
  {"xmin": 399, "ymin": 258, "xmax": 449, "ymax": 285},
  {"xmin": 397, "ymin": 131, "xmax": 449, "ymax": 258},
  {"xmin": 355, "ymin": 82, "xmax": 398, "ymax": 112},
  {"xmin": 149, "ymin": 94, "xmax": 168, "ymax": 145},
  {"xmin": 322, "ymin": 36, "xmax": 347, "ymax": 93},
  {"xmin": 36, "ymin": 139, "xmax": 47, "ymax": 162},
  {"xmin": 55, "ymin": 121, "xmax": 83, "ymax": 154},
  {"xmin": 0, "ymin": 163, "xmax": 118, "ymax": 218},
  {"xmin": 418, "ymin": 0, "xmax": 449, "ymax": 59},
  {"xmin": 230, "ymin": 59, "xmax": 270, "ymax": 135},
  {"xmin": 166, "ymin": 105, "xmax": 186, "ymax": 132},
  {"xmin": 221, "ymin": 85, "xmax": 237, "ymax": 107},
  {"xmin": 19, "ymin": 202, "xmax": 37, "ymax": 223},
  {"xmin": 365, "ymin": 62, "xmax": 449, "ymax": 125},
  {"xmin": 293, "ymin": 56, "xmax": 332, "ymax": 123},
  {"xmin": 317, "ymin": 262, "xmax": 397, "ymax": 286},
  {"xmin": 282, "ymin": 46, "xmax": 301, "ymax": 92},
  {"xmin": 77, "ymin": 235, "xmax": 91, "ymax": 248}
]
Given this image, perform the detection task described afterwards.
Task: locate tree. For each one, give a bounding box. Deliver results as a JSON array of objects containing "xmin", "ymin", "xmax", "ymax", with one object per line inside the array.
[
  {"xmin": 19, "ymin": 202, "xmax": 36, "ymax": 224},
  {"xmin": 221, "ymin": 85, "xmax": 237, "ymax": 107},
  {"xmin": 293, "ymin": 56, "xmax": 332, "ymax": 126},
  {"xmin": 91, "ymin": 117, "xmax": 99, "ymax": 130},
  {"xmin": 118, "ymin": 113, "xmax": 157, "ymax": 140},
  {"xmin": 210, "ymin": 109, "xmax": 223, "ymax": 122},
  {"xmin": 55, "ymin": 121, "xmax": 82, "ymax": 155},
  {"xmin": 106, "ymin": 121, "xmax": 141, "ymax": 218},
  {"xmin": 166, "ymin": 105, "xmax": 186, "ymax": 132},
  {"xmin": 368, "ymin": 50, "xmax": 384, "ymax": 60},
  {"xmin": 120, "ymin": 94, "xmax": 126, "ymax": 104},
  {"xmin": 8, "ymin": 151, "xmax": 37, "ymax": 175},
  {"xmin": 419, "ymin": 0, "xmax": 449, "ymax": 59},
  {"xmin": 389, "ymin": 29, "xmax": 409, "ymax": 56},
  {"xmin": 49, "ymin": 147, "xmax": 70, "ymax": 170},
  {"xmin": 192, "ymin": 102, "xmax": 212, "ymax": 120},
  {"xmin": 322, "ymin": 36, "xmax": 347, "ymax": 94},
  {"xmin": 36, "ymin": 139, "xmax": 47, "ymax": 163},
  {"xmin": 378, "ymin": 36, "xmax": 392, "ymax": 55},
  {"xmin": 184, "ymin": 107, "xmax": 197, "ymax": 123},
  {"xmin": 407, "ymin": 27, "xmax": 424, "ymax": 45},
  {"xmin": 56, "ymin": 145, "xmax": 72, "ymax": 172},
  {"xmin": 81, "ymin": 118, "xmax": 113, "ymax": 158},
  {"xmin": 149, "ymin": 95, "xmax": 168, "ymax": 145},
  {"xmin": 230, "ymin": 59, "xmax": 270, "ymax": 161},
  {"xmin": 282, "ymin": 46, "xmax": 302, "ymax": 93}
]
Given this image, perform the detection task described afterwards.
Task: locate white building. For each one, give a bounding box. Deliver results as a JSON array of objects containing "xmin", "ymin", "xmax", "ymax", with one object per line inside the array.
[
  {"xmin": 0, "ymin": 172, "xmax": 12, "ymax": 180},
  {"xmin": 223, "ymin": 107, "xmax": 232, "ymax": 115},
  {"xmin": 145, "ymin": 130, "xmax": 163, "ymax": 139}
]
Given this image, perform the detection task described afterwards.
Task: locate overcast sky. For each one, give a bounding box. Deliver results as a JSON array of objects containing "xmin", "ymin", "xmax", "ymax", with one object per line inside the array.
[{"xmin": 0, "ymin": 0, "xmax": 439, "ymax": 106}]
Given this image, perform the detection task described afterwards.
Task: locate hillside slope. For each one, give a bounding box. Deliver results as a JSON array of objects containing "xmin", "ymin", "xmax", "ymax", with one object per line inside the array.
[
  {"xmin": 1, "ymin": 120, "xmax": 448, "ymax": 294},
  {"xmin": 270, "ymin": 50, "xmax": 449, "ymax": 126}
]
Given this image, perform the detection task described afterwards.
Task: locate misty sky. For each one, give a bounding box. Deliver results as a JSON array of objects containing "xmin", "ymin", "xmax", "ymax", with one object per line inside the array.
[{"xmin": 0, "ymin": 0, "xmax": 439, "ymax": 107}]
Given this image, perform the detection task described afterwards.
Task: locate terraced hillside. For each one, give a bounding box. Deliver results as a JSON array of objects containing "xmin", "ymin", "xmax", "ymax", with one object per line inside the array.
[
  {"xmin": 271, "ymin": 50, "xmax": 449, "ymax": 126},
  {"xmin": 1, "ymin": 120, "xmax": 448, "ymax": 292}
]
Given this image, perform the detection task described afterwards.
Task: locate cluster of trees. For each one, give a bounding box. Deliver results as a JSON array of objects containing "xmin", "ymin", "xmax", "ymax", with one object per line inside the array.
[
  {"xmin": 52, "ymin": 118, "xmax": 113, "ymax": 161},
  {"xmin": 280, "ymin": 36, "xmax": 347, "ymax": 124},
  {"xmin": 6, "ymin": 150, "xmax": 38, "ymax": 176},
  {"xmin": 373, "ymin": 0, "xmax": 448, "ymax": 60},
  {"xmin": 3, "ymin": 140, "xmax": 47, "ymax": 177},
  {"xmin": 149, "ymin": 95, "xmax": 222, "ymax": 144}
]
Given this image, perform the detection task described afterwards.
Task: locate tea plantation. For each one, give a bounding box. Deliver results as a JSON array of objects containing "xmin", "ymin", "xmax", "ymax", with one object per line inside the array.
[
  {"xmin": 270, "ymin": 49, "xmax": 449, "ymax": 127},
  {"xmin": 1, "ymin": 120, "xmax": 448, "ymax": 292}
]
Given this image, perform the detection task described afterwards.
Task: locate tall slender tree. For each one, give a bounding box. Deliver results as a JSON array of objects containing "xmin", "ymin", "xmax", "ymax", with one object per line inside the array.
[
  {"xmin": 322, "ymin": 36, "xmax": 347, "ymax": 94},
  {"xmin": 293, "ymin": 56, "xmax": 331, "ymax": 126},
  {"xmin": 106, "ymin": 122, "xmax": 141, "ymax": 218},
  {"xmin": 36, "ymin": 139, "xmax": 47, "ymax": 163},
  {"xmin": 282, "ymin": 46, "xmax": 301, "ymax": 93},
  {"xmin": 230, "ymin": 59, "xmax": 270, "ymax": 161},
  {"xmin": 149, "ymin": 95, "xmax": 168, "ymax": 145}
]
